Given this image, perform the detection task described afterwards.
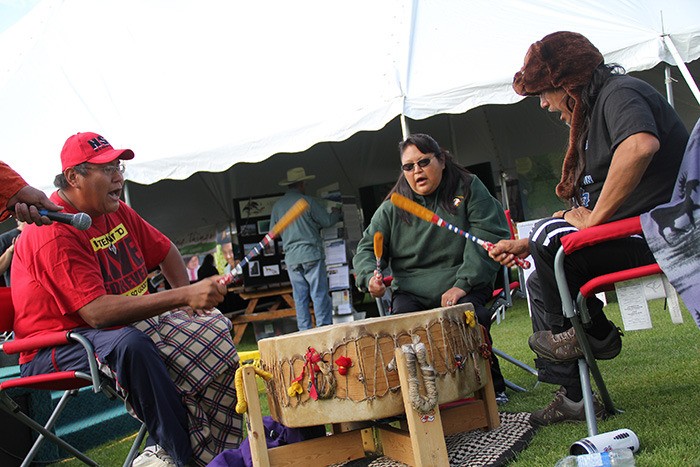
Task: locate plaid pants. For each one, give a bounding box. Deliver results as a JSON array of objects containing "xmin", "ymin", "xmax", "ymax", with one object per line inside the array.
[{"xmin": 134, "ymin": 309, "xmax": 243, "ymax": 466}]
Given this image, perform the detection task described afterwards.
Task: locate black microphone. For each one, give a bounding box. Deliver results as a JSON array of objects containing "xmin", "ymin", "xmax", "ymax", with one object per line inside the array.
[{"xmin": 39, "ymin": 210, "xmax": 92, "ymax": 230}]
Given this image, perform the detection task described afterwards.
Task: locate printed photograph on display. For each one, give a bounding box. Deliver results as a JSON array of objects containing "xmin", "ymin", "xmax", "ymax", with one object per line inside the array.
[
  {"xmin": 263, "ymin": 241, "xmax": 275, "ymax": 256},
  {"xmin": 277, "ymin": 240, "xmax": 285, "ymax": 254},
  {"xmin": 238, "ymin": 195, "xmax": 282, "ymax": 219},
  {"xmin": 240, "ymin": 223, "xmax": 257, "ymax": 237},
  {"xmin": 243, "ymin": 243, "xmax": 258, "ymax": 256},
  {"xmin": 248, "ymin": 261, "xmax": 260, "ymax": 277},
  {"xmin": 263, "ymin": 264, "xmax": 280, "ymax": 276},
  {"xmin": 257, "ymin": 219, "xmax": 271, "ymax": 234}
]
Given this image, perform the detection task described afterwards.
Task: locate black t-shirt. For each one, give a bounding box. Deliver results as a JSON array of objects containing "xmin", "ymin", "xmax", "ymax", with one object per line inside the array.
[{"xmin": 580, "ymin": 75, "xmax": 689, "ymax": 221}]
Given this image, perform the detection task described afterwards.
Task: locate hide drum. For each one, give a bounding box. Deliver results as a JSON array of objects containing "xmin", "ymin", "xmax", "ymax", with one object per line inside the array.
[{"xmin": 258, "ymin": 304, "xmax": 489, "ymax": 427}]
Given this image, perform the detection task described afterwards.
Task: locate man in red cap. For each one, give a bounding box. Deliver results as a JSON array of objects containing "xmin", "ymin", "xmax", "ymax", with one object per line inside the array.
[
  {"xmin": 11, "ymin": 132, "xmax": 243, "ymax": 466},
  {"xmin": 489, "ymin": 32, "xmax": 689, "ymax": 426}
]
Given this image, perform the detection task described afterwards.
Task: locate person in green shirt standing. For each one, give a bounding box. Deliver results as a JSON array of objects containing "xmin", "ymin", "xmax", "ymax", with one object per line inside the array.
[
  {"xmin": 271, "ymin": 167, "xmax": 341, "ymax": 330},
  {"xmin": 353, "ymin": 133, "xmax": 511, "ymax": 403}
]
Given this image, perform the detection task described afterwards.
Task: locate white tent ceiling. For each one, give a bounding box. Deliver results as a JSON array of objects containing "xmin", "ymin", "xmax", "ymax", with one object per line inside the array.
[{"xmin": 1, "ymin": 0, "xmax": 699, "ymax": 240}]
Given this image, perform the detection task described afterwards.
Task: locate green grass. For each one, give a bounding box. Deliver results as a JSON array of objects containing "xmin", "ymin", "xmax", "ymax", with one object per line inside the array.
[{"xmin": 51, "ymin": 297, "xmax": 700, "ymax": 466}]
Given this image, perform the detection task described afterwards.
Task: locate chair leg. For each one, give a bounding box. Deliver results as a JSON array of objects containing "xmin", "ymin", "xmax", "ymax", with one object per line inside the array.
[
  {"xmin": 375, "ymin": 297, "xmax": 385, "ymax": 317},
  {"xmin": 577, "ymin": 359, "xmax": 599, "ymax": 437},
  {"xmin": 492, "ymin": 348, "xmax": 538, "ymax": 377},
  {"xmin": 0, "ymin": 391, "xmax": 97, "ymax": 466},
  {"xmin": 569, "ymin": 315, "xmax": 616, "ymax": 437},
  {"xmin": 123, "ymin": 423, "xmax": 148, "ymax": 467},
  {"xmin": 504, "ymin": 378, "xmax": 528, "ymax": 393}
]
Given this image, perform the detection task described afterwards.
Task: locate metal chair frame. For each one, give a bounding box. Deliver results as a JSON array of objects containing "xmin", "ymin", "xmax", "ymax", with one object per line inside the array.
[
  {"xmin": 0, "ymin": 287, "xmax": 147, "ymax": 466},
  {"xmin": 554, "ymin": 216, "xmax": 664, "ymax": 436}
]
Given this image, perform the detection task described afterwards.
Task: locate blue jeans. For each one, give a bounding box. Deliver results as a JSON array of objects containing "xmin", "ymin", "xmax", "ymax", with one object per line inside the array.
[{"xmin": 288, "ymin": 259, "xmax": 333, "ymax": 330}]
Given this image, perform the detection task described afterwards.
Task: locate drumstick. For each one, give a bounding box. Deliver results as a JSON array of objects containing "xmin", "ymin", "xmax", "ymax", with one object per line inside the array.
[
  {"xmin": 373, "ymin": 232, "xmax": 384, "ymax": 275},
  {"xmin": 221, "ymin": 199, "xmax": 310, "ymax": 285},
  {"xmin": 372, "ymin": 232, "xmax": 388, "ymax": 315},
  {"xmin": 390, "ymin": 193, "xmax": 530, "ymax": 269}
]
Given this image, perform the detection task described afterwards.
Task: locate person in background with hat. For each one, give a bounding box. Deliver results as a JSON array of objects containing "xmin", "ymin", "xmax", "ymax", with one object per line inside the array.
[
  {"xmin": 11, "ymin": 132, "xmax": 244, "ymax": 466},
  {"xmin": 270, "ymin": 167, "xmax": 341, "ymax": 330},
  {"xmin": 1, "ymin": 160, "xmax": 62, "ymax": 225},
  {"xmin": 489, "ymin": 31, "xmax": 689, "ymax": 425}
]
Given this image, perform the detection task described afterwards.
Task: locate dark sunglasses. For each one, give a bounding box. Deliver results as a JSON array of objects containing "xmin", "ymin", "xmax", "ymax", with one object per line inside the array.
[{"xmin": 401, "ymin": 155, "xmax": 435, "ymax": 172}]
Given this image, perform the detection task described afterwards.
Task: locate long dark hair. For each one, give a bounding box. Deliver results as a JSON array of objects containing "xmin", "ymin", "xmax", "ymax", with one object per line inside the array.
[
  {"xmin": 571, "ymin": 63, "xmax": 625, "ymax": 198},
  {"xmin": 386, "ymin": 133, "xmax": 472, "ymax": 224}
]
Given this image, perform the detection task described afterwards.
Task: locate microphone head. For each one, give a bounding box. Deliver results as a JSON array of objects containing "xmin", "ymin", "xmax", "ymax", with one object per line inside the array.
[{"xmin": 71, "ymin": 212, "xmax": 93, "ymax": 230}]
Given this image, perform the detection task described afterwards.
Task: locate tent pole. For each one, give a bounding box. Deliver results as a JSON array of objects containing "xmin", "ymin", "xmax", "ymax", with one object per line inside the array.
[
  {"xmin": 662, "ymin": 35, "xmax": 700, "ymax": 106},
  {"xmin": 123, "ymin": 180, "xmax": 132, "ymax": 207},
  {"xmin": 664, "ymin": 65, "xmax": 675, "ymax": 108},
  {"xmin": 400, "ymin": 114, "xmax": 410, "ymax": 140}
]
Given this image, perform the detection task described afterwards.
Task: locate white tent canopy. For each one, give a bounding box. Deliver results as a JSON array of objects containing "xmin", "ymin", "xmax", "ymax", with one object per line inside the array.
[{"xmin": 1, "ymin": 0, "xmax": 699, "ymax": 239}]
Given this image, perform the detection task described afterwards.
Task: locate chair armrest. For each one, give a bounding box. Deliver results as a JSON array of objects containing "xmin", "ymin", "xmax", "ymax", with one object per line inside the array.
[
  {"xmin": 560, "ymin": 217, "xmax": 642, "ymax": 255},
  {"xmin": 1, "ymin": 331, "xmax": 72, "ymax": 354},
  {"xmin": 2, "ymin": 330, "xmax": 102, "ymax": 392}
]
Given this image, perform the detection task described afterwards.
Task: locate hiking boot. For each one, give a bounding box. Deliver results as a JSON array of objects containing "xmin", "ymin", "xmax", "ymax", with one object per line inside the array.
[
  {"xmin": 530, "ymin": 387, "xmax": 606, "ymax": 427},
  {"xmin": 528, "ymin": 321, "xmax": 622, "ymax": 362}
]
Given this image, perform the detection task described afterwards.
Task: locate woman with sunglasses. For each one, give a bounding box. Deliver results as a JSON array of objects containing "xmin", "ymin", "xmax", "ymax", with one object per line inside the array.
[{"xmin": 353, "ymin": 133, "xmax": 511, "ymax": 403}]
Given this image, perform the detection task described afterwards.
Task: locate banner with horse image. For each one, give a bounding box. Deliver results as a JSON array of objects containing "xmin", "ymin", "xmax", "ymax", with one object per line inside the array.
[{"xmin": 641, "ymin": 119, "xmax": 700, "ymax": 328}]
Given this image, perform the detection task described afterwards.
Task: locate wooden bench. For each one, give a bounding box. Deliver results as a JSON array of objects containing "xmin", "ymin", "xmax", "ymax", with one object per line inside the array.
[{"xmin": 226, "ymin": 286, "xmax": 313, "ymax": 344}]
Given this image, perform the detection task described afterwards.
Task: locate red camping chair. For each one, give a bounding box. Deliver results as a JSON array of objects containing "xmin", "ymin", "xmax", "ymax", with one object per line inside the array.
[
  {"xmin": 554, "ymin": 216, "xmax": 665, "ymax": 436},
  {"xmin": 0, "ymin": 288, "xmax": 147, "ymax": 466}
]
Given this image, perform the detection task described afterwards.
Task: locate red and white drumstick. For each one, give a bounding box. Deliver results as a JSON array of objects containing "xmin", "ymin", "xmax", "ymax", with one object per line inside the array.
[
  {"xmin": 390, "ymin": 193, "xmax": 530, "ymax": 269},
  {"xmin": 221, "ymin": 199, "xmax": 310, "ymax": 285}
]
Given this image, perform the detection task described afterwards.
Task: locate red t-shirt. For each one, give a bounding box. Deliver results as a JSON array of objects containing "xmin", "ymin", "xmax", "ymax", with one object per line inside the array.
[
  {"xmin": 11, "ymin": 192, "xmax": 171, "ymax": 363},
  {"xmin": 0, "ymin": 161, "xmax": 28, "ymax": 222}
]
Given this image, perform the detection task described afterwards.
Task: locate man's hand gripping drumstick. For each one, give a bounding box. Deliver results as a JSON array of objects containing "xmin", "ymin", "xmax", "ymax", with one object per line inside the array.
[
  {"xmin": 390, "ymin": 193, "xmax": 531, "ymax": 269},
  {"xmin": 219, "ymin": 199, "xmax": 310, "ymax": 285}
]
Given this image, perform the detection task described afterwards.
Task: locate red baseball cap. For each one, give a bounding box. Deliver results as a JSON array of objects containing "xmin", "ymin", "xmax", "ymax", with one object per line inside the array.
[{"xmin": 61, "ymin": 132, "xmax": 135, "ymax": 171}]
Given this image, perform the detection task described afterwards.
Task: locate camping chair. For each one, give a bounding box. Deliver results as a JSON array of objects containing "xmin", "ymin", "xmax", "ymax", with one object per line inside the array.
[
  {"xmin": 0, "ymin": 287, "xmax": 147, "ymax": 466},
  {"xmin": 554, "ymin": 217, "xmax": 666, "ymax": 436}
]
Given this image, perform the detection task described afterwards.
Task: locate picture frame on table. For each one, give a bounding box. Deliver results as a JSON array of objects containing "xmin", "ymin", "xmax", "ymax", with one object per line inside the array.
[
  {"xmin": 263, "ymin": 241, "xmax": 276, "ymax": 256},
  {"xmin": 257, "ymin": 219, "xmax": 271, "ymax": 234},
  {"xmin": 240, "ymin": 223, "xmax": 257, "ymax": 237},
  {"xmin": 248, "ymin": 261, "xmax": 260, "ymax": 277}
]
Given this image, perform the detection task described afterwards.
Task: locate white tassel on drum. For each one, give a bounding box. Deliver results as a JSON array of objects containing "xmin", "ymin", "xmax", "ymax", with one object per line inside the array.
[{"xmin": 402, "ymin": 335, "xmax": 438, "ymax": 414}]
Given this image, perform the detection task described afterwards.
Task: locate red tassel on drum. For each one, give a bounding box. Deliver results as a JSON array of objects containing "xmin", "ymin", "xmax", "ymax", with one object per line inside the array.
[{"xmin": 335, "ymin": 356, "xmax": 352, "ymax": 375}]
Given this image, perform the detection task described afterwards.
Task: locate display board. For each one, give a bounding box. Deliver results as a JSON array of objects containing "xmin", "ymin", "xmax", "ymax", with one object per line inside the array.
[{"xmin": 233, "ymin": 194, "xmax": 288, "ymax": 289}]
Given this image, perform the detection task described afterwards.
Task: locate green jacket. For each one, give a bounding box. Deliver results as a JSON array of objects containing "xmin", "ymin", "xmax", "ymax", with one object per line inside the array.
[{"xmin": 353, "ymin": 175, "xmax": 509, "ymax": 309}]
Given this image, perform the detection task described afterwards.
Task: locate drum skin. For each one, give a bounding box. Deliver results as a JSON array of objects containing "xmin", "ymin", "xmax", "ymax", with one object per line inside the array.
[{"xmin": 258, "ymin": 304, "xmax": 489, "ymax": 427}]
